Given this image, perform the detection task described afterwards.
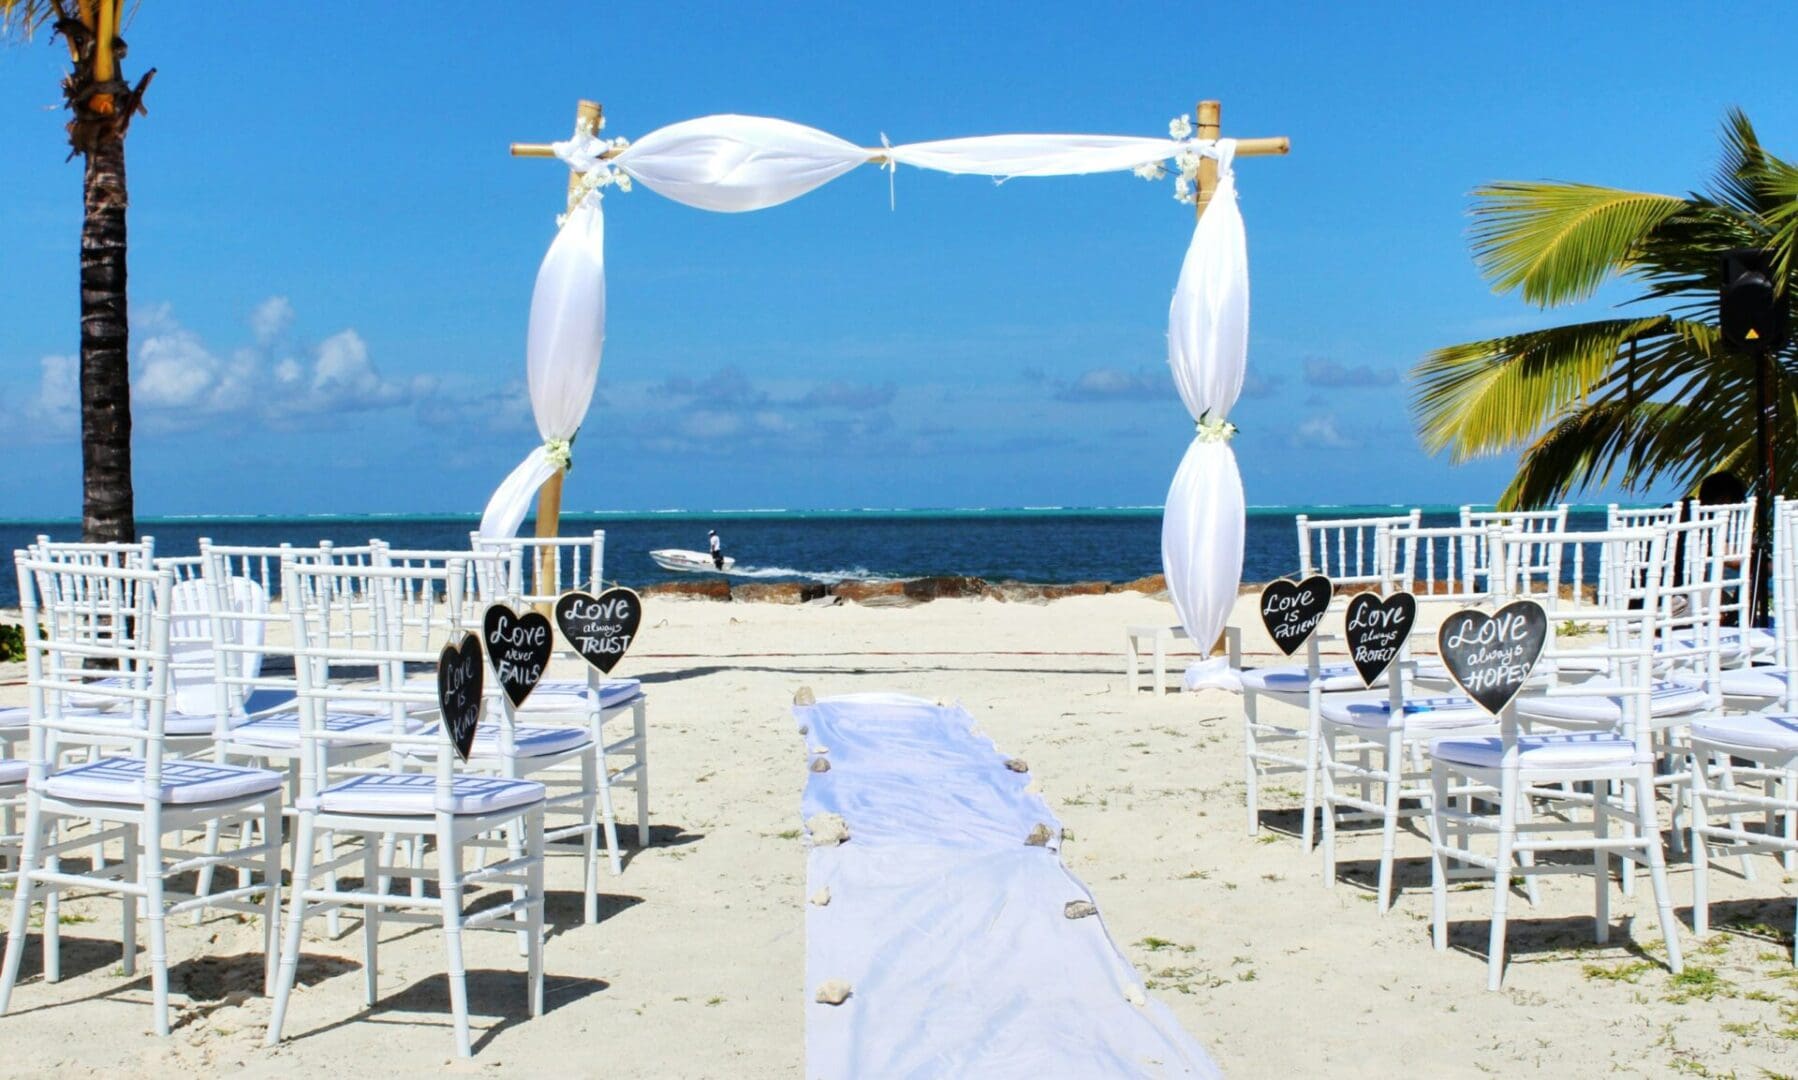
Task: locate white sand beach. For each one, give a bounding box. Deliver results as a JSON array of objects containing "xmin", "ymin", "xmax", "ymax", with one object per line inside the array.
[{"xmin": 0, "ymin": 590, "xmax": 1792, "ymax": 1077}]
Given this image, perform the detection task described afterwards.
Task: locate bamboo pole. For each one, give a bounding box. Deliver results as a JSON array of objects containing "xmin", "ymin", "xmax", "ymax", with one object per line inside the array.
[
  {"xmin": 1194, "ymin": 100, "xmax": 1221, "ymax": 219},
  {"xmin": 509, "ymin": 134, "xmax": 1291, "ymax": 162},
  {"xmin": 528, "ymin": 99, "xmax": 602, "ymax": 603}
]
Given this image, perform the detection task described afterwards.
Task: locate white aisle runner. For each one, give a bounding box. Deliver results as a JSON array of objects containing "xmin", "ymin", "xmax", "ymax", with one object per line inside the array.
[{"xmin": 797, "ymin": 692, "xmax": 1219, "ymax": 1078}]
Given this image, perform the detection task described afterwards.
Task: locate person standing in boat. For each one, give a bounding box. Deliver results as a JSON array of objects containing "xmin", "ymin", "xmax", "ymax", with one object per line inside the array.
[{"xmin": 709, "ymin": 529, "xmax": 724, "ymax": 570}]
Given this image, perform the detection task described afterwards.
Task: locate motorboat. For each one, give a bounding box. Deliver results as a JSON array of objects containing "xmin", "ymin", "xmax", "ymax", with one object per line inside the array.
[{"xmin": 650, "ymin": 548, "xmax": 736, "ymax": 574}]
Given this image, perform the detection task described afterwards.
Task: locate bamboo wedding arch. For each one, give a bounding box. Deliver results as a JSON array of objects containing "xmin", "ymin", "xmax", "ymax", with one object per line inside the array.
[{"xmin": 481, "ymin": 98, "xmax": 1288, "ymax": 652}]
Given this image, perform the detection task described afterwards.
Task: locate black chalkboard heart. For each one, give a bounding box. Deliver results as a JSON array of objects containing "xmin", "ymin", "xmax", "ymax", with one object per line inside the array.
[
  {"xmin": 554, "ymin": 587, "xmax": 643, "ymax": 675},
  {"xmin": 1344, "ymin": 591, "xmax": 1417, "ymax": 687},
  {"xmin": 482, "ymin": 603, "xmax": 554, "ymax": 708},
  {"xmin": 436, "ymin": 632, "xmax": 485, "ymax": 761},
  {"xmin": 1259, "ymin": 575, "xmax": 1333, "ymax": 656},
  {"xmin": 1436, "ymin": 600, "xmax": 1549, "ymax": 715}
]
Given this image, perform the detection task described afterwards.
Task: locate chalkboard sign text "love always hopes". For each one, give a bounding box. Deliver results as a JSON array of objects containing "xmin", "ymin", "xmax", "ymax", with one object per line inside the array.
[
  {"xmin": 1343, "ymin": 591, "xmax": 1416, "ymax": 687},
  {"xmin": 1259, "ymin": 575, "xmax": 1333, "ymax": 656},
  {"xmin": 554, "ymin": 588, "xmax": 644, "ymax": 675},
  {"xmin": 1437, "ymin": 600, "xmax": 1548, "ymax": 715},
  {"xmin": 436, "ymin": 632, "xmax": 484, "ymax": 761}
]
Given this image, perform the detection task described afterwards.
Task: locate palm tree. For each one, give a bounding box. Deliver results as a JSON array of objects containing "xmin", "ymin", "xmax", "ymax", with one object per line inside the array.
[
  {"xmin": 2, "ymin": 1, "xmax": 153, "ymax": 542},
  {"xmin": 1412, "ymin": 110, "xmax": 1797, "ymax": 511}
]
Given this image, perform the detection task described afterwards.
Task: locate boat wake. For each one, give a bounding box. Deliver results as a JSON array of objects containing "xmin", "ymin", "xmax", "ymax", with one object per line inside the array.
[{"xmin": 723, "ymin": 564, "xmax": 903, "ymax": 585}]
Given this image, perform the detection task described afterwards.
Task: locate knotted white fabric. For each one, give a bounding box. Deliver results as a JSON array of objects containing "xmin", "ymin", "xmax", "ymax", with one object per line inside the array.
[
  {"xmin": 478, "ymin": 195, "xmax": 607, "ymax": 539},
  {"xmin": 1161, "ymin": 140, "xmax": 1247, "ymax": 650}
]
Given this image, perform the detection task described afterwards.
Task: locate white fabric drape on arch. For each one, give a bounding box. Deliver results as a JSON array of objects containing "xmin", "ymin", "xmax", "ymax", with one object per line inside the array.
[
  {"xmin": 1162, "ymin": 141, "xmax": 1247, "ymax": 660},
  {"xmin": 478, "ymin": 200, "xmax": 606, "ymax": 539},
  {"xmin": 478, "ymin": 115, "xmax": 1253, "ymax": 648}
]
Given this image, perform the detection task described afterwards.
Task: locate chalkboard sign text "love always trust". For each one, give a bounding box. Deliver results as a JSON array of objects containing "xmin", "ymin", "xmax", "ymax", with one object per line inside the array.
[{"xmin": 554, "ymin": 588, "xmax": 644, "ymax": 675}]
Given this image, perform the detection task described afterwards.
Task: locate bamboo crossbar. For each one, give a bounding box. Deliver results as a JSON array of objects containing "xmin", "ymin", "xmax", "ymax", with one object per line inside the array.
[{"xmin": 508, "ymin": 134, "xmax": 1290, "ymax": 161}]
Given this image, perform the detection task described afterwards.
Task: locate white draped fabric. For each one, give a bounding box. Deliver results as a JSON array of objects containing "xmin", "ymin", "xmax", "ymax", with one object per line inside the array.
[
  {"xmin": 480, "ymin": 116, "xmax": 1253, "ymax": 632},
  {"xmin": 478, "ymin": 200, "xmax": 607, "ymax": 539},
  {"xmin": 798, "ymin": 693, "xmax": 1218, "ymax": 1076},
  {"xmin": 1161, "ymin": 141, "xmax": 1247, "ymax": 650}
]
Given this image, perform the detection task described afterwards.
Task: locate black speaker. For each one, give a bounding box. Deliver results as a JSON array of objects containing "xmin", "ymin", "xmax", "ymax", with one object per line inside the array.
[{"xmin": 1720, "ymin": 248, "xmax": 1788, "ymax": 352}]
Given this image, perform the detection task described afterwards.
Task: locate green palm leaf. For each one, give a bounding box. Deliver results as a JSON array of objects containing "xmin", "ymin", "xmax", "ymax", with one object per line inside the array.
[{"xmin": 1470, "ymin": 182, "xmax": 1688, "ymax": 307}]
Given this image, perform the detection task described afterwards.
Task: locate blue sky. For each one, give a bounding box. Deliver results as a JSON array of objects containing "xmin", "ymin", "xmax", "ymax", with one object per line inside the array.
[{"xmin": 2, "ymin": 3, "xmax": 1794, "ymax": 517}]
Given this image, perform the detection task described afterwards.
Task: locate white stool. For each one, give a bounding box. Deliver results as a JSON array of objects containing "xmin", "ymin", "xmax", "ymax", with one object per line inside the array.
[{"xmin": 1126, "ymin": 625, "xmax": 1188, "ymax": 696}]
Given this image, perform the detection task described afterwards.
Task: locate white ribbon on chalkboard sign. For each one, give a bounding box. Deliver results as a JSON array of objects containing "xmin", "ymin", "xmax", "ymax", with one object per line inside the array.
[{"xmin": 1161, "ymin": 140, "xmax": 1248, "ymax": 652}]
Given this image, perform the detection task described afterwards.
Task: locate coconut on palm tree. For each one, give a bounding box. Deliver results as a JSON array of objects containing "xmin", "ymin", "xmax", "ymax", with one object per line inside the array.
[
  {"xmin": 1413, "ymin": 110, "xmax": 1797, "ymax": 511},
  {"xmin": 2, "ymin": 0, "xmax": 153, "ymax": 543}
]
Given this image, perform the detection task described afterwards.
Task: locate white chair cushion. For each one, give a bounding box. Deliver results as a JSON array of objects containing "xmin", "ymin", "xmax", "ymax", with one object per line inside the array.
[
  {"xmin": 1663, "ymin": 627, "xmax": 1777, "ymax": 661},
  {"xmin": 1691, "ymin": 713, "xmax": 1798, "ymax": 754},
  {"xmin": 523, "ymin": 677, "xmax": 644, "ymax": 711},
  {"xmin": 1430, "ymin": 732, "xmax": 1635, "ymax": 771},
  {"xmin": 1239, "ymin": 664, "xmax": 1379, "ymax": 694},
  {"xmin": 300, "ymin": 772, "xmax": 545, "ymax": 817},
  {"xmin": 74, "ymin": 708, "xmax": 250, "ymax": 738},
  {"xmin": 1677, "ymin": 666, "xmax": 1791, "ymax": 701},
  {"xmin": 41, "ymin": 757, "xmax": 283, "ymax": 806},
  {"xmin": 401, "ymin": 725, "xmax": 592, "ymax": 762},
  {"xmin": 1514, "ymin": 679, "xmax": 1708, "ymax": 724},
  {"xmin": 1320, "ymin": 692, "xmax": 1495, "ymax": 731},
  {"xmin": 229, "ymin": 711, "xmax": 397, "ymax": 750},
  {"xmin": 0, "ymin": 760, "xmax": 26, "ymax": 786}
]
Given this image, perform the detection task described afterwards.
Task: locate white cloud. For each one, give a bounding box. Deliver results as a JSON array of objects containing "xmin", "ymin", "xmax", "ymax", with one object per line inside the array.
[
  {"xmin": 1294, "ymin": 414, "xmax": 1354, "ymax": 448},
  {"xmin": 12, "ymin": 297, "xmax": 435, "ymax": 438},
  {"xmin": 23, "ymin": 354, "xmax": 78, "ymax": 437},
  {"xmin": 250, "ymin": 296, "xmax": 295, "ymax": 346}
]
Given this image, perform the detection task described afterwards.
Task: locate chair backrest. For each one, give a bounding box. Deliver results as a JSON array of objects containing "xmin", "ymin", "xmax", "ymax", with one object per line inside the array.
[
  {"xmin": 1461, "ymin": 506, "xmax": 1568, "ymax": 603},
  {"xmin": 1653, "ymin": 516, "xmax": 1729, "ymax": 711},
  {"xmin": 15, "ymin": 552, "xmax": 176, "ymax": 787},
  {"xmin": 472, "ymin": 530, "xmax": 605, "ymax": 606},
  {"xmin": 369, "ymin": 545, "xmax": 506, "ymax": 651},
  {"xmin": 1773, "ymin": 498, "xmax": 1798, "ymax": 693},
  {"xmin": 26, "ymin": 538, "xmax": 157, "ymax": 652},
  {"xmin": 1295, "ymin": 511, "xmax": 1420, "ymax": 591},
  {"xmin": 1384, "ymin": 524, "xmax": 1496, "ymax": 603},
  {"xmin": 283, "ymin": 560, "xmax": 503, "ymax": 805},
  {"xmin": 1525, "ymin": 527, "xmax": 1667, "ymax": 745}
]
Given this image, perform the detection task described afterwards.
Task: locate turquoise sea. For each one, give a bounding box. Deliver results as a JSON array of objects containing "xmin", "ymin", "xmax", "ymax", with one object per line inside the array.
[{"xmin": 0, "ymin": 505, "xmax": 1621, "ymax": 607}]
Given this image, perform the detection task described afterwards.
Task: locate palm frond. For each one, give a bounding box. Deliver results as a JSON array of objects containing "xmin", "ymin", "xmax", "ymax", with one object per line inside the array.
[
  {"xmin": 1708, "ymin": 107, "xmax": 1769, "ymax": 218},
  {"xmin": 1469, "ymin": 182, "xmax": 1689, "ymax": 307},
  {"xmin": 0, "ymin": 0, "xmax": 63, "ymax": 40},
  {"xmin": 1411, "ymin": 317, "xmax": 1670, "ymax": 461},
  {"xmin": 1497, "ymin": 400, "xmax": 1689, "ymax": 509}
]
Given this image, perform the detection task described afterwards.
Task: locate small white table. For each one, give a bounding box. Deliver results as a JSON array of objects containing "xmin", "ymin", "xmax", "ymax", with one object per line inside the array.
[{"xmin": 1125, "ymin": 625, "xmax": 1189, "ymax": 696}]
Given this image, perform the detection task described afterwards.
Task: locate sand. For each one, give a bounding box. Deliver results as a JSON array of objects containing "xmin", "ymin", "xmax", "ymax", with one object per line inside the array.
[{"xmin": 0, "ymin": 591, "xmax": 1793, "ymax": 1077}]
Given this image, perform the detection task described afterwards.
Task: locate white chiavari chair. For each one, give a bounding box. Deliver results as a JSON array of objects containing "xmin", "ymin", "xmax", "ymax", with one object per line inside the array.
[
  {"xmin": 1317, "ymin": 525, "xmax": 1507, "ymax": 912},
  {"xmin": 1426, "ymin": 528, "xmax": 1686, "ymax": 990},
  {"xmin": 0, "ymin": 554, "xmax": 284, "ymax": 1035},
  {"xmin": 265, "ymin": 559, "xmax": 546, "ymax": 1058},
  {"xmin": 1296, "ymin": 510, "xmax": 1419, "ymax": 592}
]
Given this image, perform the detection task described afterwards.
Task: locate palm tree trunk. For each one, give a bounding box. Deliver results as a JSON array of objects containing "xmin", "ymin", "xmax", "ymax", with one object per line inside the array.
[{"xmin": 79, "ymin": 128, "xmax": 135, "ymax": 543}]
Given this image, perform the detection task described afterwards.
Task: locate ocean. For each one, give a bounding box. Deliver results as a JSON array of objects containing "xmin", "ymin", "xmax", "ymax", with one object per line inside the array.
[{"xmin": 0, "ymin": 505, "xmax": 1619, "ymax": 608}]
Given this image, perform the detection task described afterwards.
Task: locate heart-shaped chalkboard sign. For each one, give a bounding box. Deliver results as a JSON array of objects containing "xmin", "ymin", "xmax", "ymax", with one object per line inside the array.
[
  {"xmin": 1259, "ymin": 575, "xmax": 1333, "ymax": 656},
  {"xmin": 1437, "ymin": 600, "xmax": 1549, "ymax": 715},
  {"xmin": 554, "ymin": 588, "xmax": 643, "ymax": 675},
  {"xmin": 482, "ymin": 603, "xmax": 553, "ymax": 708},
  {"xmin": 436, "ymin": 632, "xmax": 485, "ymax": 761},
  {"xmin": 1344, "ymin": 591, "xmax": 1417, "ymax": 687}
]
